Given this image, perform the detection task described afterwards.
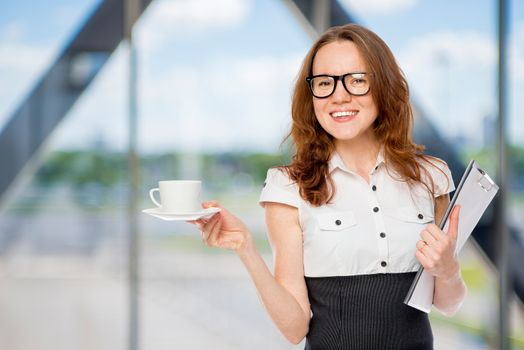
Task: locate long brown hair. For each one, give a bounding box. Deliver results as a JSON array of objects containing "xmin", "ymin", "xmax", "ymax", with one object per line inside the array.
[{"xmin": 284, "ymin": 23, "xmax": 443, "ymax": 206}]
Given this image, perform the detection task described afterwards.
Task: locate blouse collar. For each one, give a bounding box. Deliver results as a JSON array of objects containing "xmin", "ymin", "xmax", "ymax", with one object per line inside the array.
[{"xmin": 328, "ymin": 146, "xmax": 385, "ymax": 174}]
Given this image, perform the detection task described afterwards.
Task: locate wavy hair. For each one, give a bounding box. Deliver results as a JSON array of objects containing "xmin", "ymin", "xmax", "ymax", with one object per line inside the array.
[{"xmin": 283, "ymin": 24, "xmax": 444, "ymax": 206}]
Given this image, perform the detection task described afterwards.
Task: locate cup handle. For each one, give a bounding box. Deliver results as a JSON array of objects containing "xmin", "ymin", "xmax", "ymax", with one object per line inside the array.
[{"xmin": 149, "ymin": 188, "xmax": 161, "ymax": 208}]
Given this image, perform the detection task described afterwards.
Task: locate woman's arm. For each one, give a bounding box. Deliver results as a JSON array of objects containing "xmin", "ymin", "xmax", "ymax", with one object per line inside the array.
[
  {"xmin": 197, "ymin": 201, "xmax": 310, "ymax": 344},
  {"xmin": 415, "ymin": 195, "xmax": 467, "ymax": 316}
]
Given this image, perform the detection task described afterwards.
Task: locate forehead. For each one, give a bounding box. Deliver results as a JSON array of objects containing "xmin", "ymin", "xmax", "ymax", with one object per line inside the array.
[{"xmin": 312, "ymin": 40, "xmax": 367, "ymax": 75}]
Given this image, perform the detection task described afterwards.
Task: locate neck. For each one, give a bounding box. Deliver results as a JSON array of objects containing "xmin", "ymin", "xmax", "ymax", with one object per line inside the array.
[{"xmin": 334, "ymin": 132, "xmax": 381, "ymax": 174}]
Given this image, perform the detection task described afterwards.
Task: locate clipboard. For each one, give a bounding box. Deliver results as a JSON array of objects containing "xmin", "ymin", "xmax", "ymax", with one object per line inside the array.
[{"xmin": 404, "ymin": 159, "xmax": 499, "ymax": 313}]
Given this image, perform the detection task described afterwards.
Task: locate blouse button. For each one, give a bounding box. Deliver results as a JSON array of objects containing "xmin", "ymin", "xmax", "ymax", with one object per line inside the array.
[
  {"xmin": 372, "ymin": 185, "xmax": 377, "ymax": 191},
  {"xmin": 335, "ymin": 219, "xmax": 342, "ymax": 226},
  {"xmin": 381, "ymin": 261, "xmax": 387, "ymax": 267},
  {"xmin": 418, "ymin": 213, "xmax": 424, "ymax": 220},
  {"xmin": 373, "ymin": 207, "xmax": 379, "ymax": 213},
  {"xmin": 380, "ymin": 232, "xmax": 386, "ymax": 238}
]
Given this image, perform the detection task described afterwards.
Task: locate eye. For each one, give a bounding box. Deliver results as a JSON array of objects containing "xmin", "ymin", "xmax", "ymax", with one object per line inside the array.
[
  {"xmin": 349, "ymin": 77, "xmax": 368, "ymax": 86},
  {"xmin": 314, "ymin": 77, "xmax": 334, "ymax": 88}
]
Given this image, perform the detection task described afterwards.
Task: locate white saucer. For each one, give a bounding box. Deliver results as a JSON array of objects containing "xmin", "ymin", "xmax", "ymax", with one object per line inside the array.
[{"xmin": 142, "ymin": 207, "xmax": 221, "ymax": 221}]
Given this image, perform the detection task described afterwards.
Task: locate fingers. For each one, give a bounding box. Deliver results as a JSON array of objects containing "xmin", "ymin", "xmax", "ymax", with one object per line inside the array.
[
  {"xmin": 186, "ymin": 219, "xmax": 201, "ymax": 227},
  {"xmin": 191, "ymin": 202, "xmax": 229, "ymax": 248},
  {"xmin": 415, "ymin": 249, "xmax": 435, "ymax": 270},
  {"xmin": 416, "ymin": 239, "xmax": 427, "ymax": 251},
  {"xmin": 416, "ymin": 238, "xmax": 443, "ymax": 270},
  {"xmin": 186, "ymin": 219, "xmax": 205, "ymax": 232},
  {"xmin": 202, "ymin": 200, "xmax": 220, "ymax": 209},
  {"xmin": 420, "ymin": 243, "xmax": 442, "ymax": 261},
  {"xmin": 447, "ymin": 205, "xmax": 461, "ymax": 240},
  {"xmin": 416, "ymin": 208, "xmax": 461, "ymax": 277},
  {"xmin": 420, "ymin": 222, "xmax": 455, "ymax": 251},
  {"xmin": 420, "ymin": 228, "xmax": 438, "ymax": 247},
  {"xmin": 201, "ymin": 214, "xmax": 221, "ymax": 245},
  {"xmin": 206, "ymin": 215, "xmax": 223, "ymax": 246}
]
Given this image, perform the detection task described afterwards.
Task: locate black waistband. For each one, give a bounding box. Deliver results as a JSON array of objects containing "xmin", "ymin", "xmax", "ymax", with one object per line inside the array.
[{"xmin": 304, "ymin": 272, "xmax": 433, "ymax": 350}]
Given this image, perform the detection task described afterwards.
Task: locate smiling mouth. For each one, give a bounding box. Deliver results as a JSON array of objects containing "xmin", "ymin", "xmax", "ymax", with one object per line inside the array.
[{"xmin": 330, "ymin": 111, "xmax": 358, "ymax": 119}]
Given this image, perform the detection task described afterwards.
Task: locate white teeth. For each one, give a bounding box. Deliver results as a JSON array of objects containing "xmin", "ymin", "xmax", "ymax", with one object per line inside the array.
[{"xmin": 331, "ymin": 111, "xmax": 357, "ymax": 118}]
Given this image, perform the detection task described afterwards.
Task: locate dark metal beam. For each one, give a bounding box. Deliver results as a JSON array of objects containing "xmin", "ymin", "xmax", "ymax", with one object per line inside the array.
[
  {"xmin": 0, "ymin": 0, "xmax": 153, "ymax": 207},
  {"xmin": 124, "ymin": 0, "xmax": 141, "ymax": 349},
  {"xmin": 496, "ymin": 0, "xmax": 510, "ymax": 347}
]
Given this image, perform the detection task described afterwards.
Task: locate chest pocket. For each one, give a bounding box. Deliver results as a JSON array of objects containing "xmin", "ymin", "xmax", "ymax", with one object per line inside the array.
[
  {"xmin": 383, "ymin": 201, "xmax": 435, "ymax": 245},
  {"xmin": 302, "ymin": 211, "xmax": 357, "ymax": 276},
  {"xmin": 317, "ymin": 211, "xmax": 357, "ymax": 231}
]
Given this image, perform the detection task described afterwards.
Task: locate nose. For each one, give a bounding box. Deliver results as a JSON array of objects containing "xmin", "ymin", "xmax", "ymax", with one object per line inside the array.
[{"xmin": 331, "ymin": 79, "xmax": 352, "ymax": 103}]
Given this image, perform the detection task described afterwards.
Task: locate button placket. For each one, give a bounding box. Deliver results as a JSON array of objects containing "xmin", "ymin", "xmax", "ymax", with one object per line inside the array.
[{"xmin": 366, "ymin": 186, "xmax": 388, "ymax": 271}]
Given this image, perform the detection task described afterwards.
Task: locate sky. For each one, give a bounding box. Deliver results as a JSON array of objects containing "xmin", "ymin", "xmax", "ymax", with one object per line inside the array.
[{"xmin": 0, "ymin": 0, "xmax": 523, "ymax": 154}]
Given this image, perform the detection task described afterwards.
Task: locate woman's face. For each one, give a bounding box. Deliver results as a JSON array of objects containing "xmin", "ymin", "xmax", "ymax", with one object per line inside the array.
[{"xmin": 311, "ymin": 40, "xmax": 379, "ymax": 145}]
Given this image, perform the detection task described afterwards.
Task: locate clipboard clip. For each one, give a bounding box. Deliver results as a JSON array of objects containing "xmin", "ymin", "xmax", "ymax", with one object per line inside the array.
[{"xmin": 477, "ymin": 167, "xmax": 495, "ymax": 192}]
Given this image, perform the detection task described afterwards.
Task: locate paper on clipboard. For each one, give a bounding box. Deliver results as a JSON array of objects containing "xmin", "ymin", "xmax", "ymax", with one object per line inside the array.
[{"xmin": 404, "ymin": 160, "xmax": 499, "ymax": 313}]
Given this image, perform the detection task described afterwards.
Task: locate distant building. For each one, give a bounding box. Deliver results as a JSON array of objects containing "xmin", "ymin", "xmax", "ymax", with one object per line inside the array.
[
  {"xmin": 483, "ymin": 114, "xmax": 496, "ymax": 147},
  {"xmin": 446, "ymin": 132, "xmax": 470, "ymax": 150}
]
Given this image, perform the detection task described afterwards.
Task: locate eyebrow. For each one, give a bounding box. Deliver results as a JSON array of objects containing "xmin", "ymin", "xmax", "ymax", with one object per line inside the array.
[{"xmin": 309, "ymin": 71, "xmax": 367, "ymax": 76}]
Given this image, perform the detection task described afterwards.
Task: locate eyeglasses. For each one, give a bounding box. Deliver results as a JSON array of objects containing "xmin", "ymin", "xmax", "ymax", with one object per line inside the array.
[{"xmin": 305, "ymin": 72, "xmax": 371, "ymax": 99}]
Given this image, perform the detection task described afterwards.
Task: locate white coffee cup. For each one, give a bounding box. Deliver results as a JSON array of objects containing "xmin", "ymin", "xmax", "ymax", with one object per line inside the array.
[{"xmin": 149, "ymin": 180, "xmax": 201, "ymax": 213}]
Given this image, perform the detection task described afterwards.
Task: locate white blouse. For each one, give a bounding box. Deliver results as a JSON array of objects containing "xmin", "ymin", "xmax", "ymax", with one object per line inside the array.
[{"xmin": 259, "ymin": 151, "xmax": 455, "ymax": 278}]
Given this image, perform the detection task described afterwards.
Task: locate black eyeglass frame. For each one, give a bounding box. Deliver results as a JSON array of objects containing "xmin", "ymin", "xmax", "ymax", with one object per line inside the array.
[{"xmin": 305, "ymin": 72, "xmax": 371, "ymax": 99}]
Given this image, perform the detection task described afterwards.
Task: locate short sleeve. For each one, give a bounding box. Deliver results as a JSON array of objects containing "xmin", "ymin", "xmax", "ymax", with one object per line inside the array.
[
  {"xmin": 424, "ymin": 157, "xmax": 455, "ymax": 197},
  {"xmin": 259, "ymin": 168, "xmax": 300, "ymax": 208}
]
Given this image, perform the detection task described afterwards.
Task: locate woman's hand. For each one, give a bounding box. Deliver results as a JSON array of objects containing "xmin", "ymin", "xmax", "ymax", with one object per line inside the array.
[
  {"xmin": 189, "ymin": 201, "xmax": 254, "ymax": 254},
  {"xmin": 415, "ymin": 205, "xmax": 461, "ymax": 281}
]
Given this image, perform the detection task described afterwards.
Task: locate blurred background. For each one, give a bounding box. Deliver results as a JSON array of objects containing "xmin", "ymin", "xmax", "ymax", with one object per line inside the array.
[{"xmin": 0, "ymin": 0, "xmax": 523, "ymax": 349}]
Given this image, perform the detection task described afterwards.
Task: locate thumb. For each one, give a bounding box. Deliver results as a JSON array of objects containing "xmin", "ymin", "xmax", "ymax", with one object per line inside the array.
[{"xmin": 447, "ymin": 205, "xmax": 461, "ymax": 240}]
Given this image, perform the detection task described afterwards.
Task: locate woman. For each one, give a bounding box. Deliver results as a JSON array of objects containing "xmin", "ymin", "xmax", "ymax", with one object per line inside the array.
[{"xmin": 193, "ymin": 24, "xmax": 466, "ymax": 349}]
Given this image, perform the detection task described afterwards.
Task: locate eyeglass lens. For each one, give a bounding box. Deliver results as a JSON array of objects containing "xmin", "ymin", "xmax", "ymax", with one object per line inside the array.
[{"xmin": 309, "ymin": 73, "xmax": 369, "ymax": 98}]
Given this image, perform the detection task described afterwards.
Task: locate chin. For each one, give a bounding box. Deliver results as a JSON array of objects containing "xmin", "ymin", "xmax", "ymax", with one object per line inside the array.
[{"xmin": 329, "ymin": 130, "xmax": 360, "ymax": 141}]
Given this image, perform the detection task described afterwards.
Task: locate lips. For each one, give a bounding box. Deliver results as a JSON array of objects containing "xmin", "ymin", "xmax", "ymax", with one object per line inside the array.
[{"xmin": 330, "ymin": 110, "xmax": 358, "ymax": 122}]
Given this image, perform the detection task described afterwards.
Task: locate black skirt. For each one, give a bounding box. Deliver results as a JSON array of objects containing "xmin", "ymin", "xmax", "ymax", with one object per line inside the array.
[{"xmin": 304, "ymin": 272, "xmax": 433, "ymax": 350}]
